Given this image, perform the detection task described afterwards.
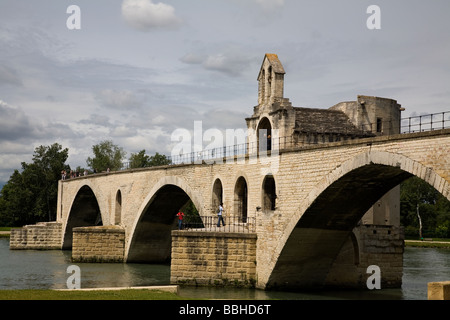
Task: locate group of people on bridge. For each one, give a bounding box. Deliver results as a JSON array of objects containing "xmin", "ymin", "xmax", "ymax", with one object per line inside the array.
[
  {"xmin": 176, "ymin": 203, "xmax": 225, "ymax": 230},
  {"xmin": 60, "ymin": 168, "xmax": 111, "ymax": 180}
]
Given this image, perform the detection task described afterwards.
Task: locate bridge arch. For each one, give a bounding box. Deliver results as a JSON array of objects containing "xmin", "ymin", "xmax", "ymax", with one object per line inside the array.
[
  {"xmin": 62, "ymin": 184, "xmax": 104, "ymax": 249},
  {"xmin": 125, "ymin": 176, "xmax": 203, "ymax": 263},
  {"xmin": 265, "ymin": 150, "xmax": 450, "ymax": 290}
]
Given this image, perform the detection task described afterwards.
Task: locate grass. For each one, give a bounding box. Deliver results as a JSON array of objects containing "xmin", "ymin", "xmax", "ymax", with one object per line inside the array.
[
  {"xmin": 0, "ymin": 289, "xmax": 190, "ymax": 300},
  {"xmin": 0, "ymin": 227, "xmax": 11, "ymax": 238},
  {"xmin": 405, "ymin": 238, "xmax": 450, "ymax": 248}
]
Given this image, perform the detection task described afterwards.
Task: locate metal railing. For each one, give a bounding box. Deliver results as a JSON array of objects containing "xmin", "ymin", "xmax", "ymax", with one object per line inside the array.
[
  {"xmin": 117, "ymin": 111, "xmax": 449, "ymax": 170},
  {"xmin": 179, "ymin": 215, "xmax": 256, "ymax": 233},
  {"xmin": 355, "ymin": 111, "xmax": 450, "ymax": 134},
  {"xmin": 400, "ymin": 111, "xmax": 450, "ymax": 133}
]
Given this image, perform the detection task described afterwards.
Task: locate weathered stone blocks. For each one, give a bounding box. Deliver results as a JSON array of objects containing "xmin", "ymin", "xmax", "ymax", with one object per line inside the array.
[
  {"xmin": 171, "ymin": 231, "xmax": 257, "ymax": 287},
  {"xmin": 9, "ymin": 222, "xmax": 62, "ymax": 250},
  {"xmin": 72, "ymin": 226, "xmax": 125, "ymax": 263}
]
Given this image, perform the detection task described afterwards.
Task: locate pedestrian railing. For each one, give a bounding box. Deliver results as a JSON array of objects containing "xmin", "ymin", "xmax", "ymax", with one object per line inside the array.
[
  {"xmin": 179, "ymin": 215, "xmax": 256, "ymax": 233},
  {"xmin": 120, "ymin": 111, "xmax": 450, "ymax": 170}
]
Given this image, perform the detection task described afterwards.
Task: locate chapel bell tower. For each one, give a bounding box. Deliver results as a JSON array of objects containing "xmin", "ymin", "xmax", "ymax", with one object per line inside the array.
[{"xmin": 258, "ymin": 54, "xmax": 286, "ymax": 108}]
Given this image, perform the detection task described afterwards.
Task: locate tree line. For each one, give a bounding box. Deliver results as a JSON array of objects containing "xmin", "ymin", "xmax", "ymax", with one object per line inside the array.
[
  {"xmin": 0, "ymin": 141, "xmax": 449, "ymax": 238},
  {"xmin": 0, "ymin": 141, "xmax": 170, "ymax": 227}
]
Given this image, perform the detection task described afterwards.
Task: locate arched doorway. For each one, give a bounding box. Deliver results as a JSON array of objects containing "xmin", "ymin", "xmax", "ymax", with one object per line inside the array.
[
  {"xmin": 63, "ymin": 185, "xmax": 102, "ymax": 249},
  {"xmin": 234, "ymin": 177, "xmax": 248, "ymax": 223},
  {"xmin": 262, "ymin": 175, "xmax": 276, "ymax": 211},
  {"xmin": 115, "ymin": 190, "xmax": 122, "ymax": 225},
  {"xmin": 212, "ymin": 179, "xmax": 223, "ymax": 213},
  {"xmin": 257, "ymin": 117, "xmax": 272, "ymax": 153}
]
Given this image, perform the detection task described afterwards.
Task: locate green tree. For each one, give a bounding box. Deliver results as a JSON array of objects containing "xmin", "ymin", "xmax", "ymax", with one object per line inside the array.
[
  {"xmin": 401, "ymin": 176, "xmax": 450, "ymax": 238},
  {"xmin": 129, "ymin": 150, "xmax": 172, "ymax": 169},
  {"xmin": 0, "ymin": 143, "xmax": 69, "ymax": 226},
  {"xmin": 86, "ymin": 140, "xmax": 126, "ymax": 172},
  {"xmin": 129, "ymin": 150, "xmax": 150, "ymax": 168},
  {"xmin": 148, "ymin": 152, "xmax": 172, "ymax": 167}
]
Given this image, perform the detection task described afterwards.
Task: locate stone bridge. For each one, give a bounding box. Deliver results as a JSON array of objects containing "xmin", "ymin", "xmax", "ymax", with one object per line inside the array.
[
  {"xmin": 9, "ymin": 54, "xmax": 450, "ymax": 291},
  {"xmin": 44, "ymin": 128, "xmax": 450, "ymax": 290}
]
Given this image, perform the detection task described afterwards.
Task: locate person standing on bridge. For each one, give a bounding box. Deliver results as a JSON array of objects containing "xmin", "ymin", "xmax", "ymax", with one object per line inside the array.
[
  {"xmin": 217, "ymin": 203, "xmax": 225, "ymax": 227},
  {"xmin": 176, "ymin": 211, "xmax": 185, "ymax": 230}
]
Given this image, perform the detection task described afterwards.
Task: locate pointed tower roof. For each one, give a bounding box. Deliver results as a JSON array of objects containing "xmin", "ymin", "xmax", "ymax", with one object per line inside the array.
[{"xmin": 258, "ymin": 53, "xmax": 285, "ymax": 80}]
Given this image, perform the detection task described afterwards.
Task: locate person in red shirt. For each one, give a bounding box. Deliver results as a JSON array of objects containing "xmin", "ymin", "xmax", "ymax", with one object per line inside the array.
[{"xmin": 176, "ymin": 211, "xmax": 185, "ymax": 230}]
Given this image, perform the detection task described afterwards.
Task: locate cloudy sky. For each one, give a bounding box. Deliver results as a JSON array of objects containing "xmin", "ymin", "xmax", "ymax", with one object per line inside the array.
[{"xmin": 1, "ymin": 0, "xmax": 450, "ymax": 185}]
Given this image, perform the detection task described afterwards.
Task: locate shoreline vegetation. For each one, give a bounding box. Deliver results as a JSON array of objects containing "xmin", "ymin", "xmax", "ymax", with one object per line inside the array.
[
  {"xmin": 404, "ymin": 239, "xmax": 450, "ymax": 248},
  {"xmin": 0, "ymin": 288, "xmax": 187, "ymax": 300}
]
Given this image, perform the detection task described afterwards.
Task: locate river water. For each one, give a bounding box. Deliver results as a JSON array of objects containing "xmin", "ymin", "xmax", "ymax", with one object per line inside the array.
[{"xmin": 1, "ymin": 238, "xmax": 449, "ymax": 300}]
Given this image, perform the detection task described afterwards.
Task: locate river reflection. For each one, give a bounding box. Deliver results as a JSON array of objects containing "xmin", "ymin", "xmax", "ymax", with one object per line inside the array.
[{"xmin": 1, "ymin": 238, "xmax": 449, "ymax": 299}]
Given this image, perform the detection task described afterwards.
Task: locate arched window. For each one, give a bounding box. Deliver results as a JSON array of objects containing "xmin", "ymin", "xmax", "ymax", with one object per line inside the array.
[
  {"xmin": 234, "ymin": 177, "xmax": 248, "ymax": 223},
  {"xmin": 115, "ymin": 190, "xmax": 122, "ymax": 225},
  {"xmin": 257, "ymin": 117, "xmax": 272, "ymax": 153},
  {"xmin": 212, "ymin": 179, "xmax": 223, "ymax": 213},
  {"xmin": 262, "ymin": 175, "xmax": 276, "ymax": 211}
]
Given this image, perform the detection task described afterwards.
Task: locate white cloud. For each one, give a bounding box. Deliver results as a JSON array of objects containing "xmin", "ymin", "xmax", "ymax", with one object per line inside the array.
[
  {"xmin": 121, "ymin": 0, "xmax": 182, "ymax": 31},
  {"xmin": 96, "ymin": 89, "xmax": 143, "ymax": 110}
]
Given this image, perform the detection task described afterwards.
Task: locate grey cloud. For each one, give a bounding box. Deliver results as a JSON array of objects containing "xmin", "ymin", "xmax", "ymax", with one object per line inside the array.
[
  {"xmin": 78, "ymin": 114, "xmax": 113, "ymax": 127},
  {"xmin": 95, "ymin": 89, "xmax": 144, "ymax": 110},
  {"xmin": 0, "ymin": 65, "xmax": 23, "ymax": 87},
  {"xmin": 180, "ymin": 51, "xmax": 257, "ymax": 77},
  {"xmin": 0, "ymin": 100, "xmax": 38, "ymax": 141}
]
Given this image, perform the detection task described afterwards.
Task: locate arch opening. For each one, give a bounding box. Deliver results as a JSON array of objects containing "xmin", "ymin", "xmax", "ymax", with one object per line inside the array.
[
  {"xmin": 266, "ymin": 163, "xmax": 414, "ymax": 290},
  {"xmin": 127, "ymin": 184, "xmax": 198, "ymax": 263},
  {"xmin": 234, "ymin": 177, "xmax": 248, "ymax": 223},
  {"xmin": 212, "ymin": 179, "xmax": 223, "ymax": 213},
  {"xmin": 257, "ymin": 117, "xmax": 272, "ymax": 153},
  {"xmin": 262, "ymin": 175, "xmax": 276, "ymax": 211},
  {"xmin": 115, "ymin": 190, "xmax": 122, "ymax": 225},
  {"xmin": 63, "ymin": 185, "xmax": 102, "ymax": 250}
]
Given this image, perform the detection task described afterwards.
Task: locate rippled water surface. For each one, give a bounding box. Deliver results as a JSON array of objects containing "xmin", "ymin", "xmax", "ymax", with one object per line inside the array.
[{"xmin": 1, "ymin": 238, "xmax": 449, "ymax": 299}]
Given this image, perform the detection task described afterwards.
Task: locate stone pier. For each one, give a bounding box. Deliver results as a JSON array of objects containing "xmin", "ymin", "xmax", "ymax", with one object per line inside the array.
[
  {"xmin": 9, "ymin": 222, "xmax": 62, "ymax": 250},
  {"xmin": 72, "ymin": 226, "xmax": 125, "ymax": 263},
  {"xmin": 170, "ymin": 231, "xmax": 257, "ymax": 287}
]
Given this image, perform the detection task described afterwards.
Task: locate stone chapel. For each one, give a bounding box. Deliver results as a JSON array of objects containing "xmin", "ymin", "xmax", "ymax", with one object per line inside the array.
[{"xmin": 246, "ymin": 53, "xmax": 405, "ymax": 226}]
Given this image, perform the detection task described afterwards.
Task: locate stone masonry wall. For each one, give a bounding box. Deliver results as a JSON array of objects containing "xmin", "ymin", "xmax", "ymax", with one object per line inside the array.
[
  {"xmin": 171, "ymin": 231, "xmax": 257, "ymax": 287},
  {"xmin": 10, "ymin": 222, "xmax": 62, "ymax": 250},
  {"xmin": 72, "ymin": 226, "xmax": 125, "ymax": 263}
]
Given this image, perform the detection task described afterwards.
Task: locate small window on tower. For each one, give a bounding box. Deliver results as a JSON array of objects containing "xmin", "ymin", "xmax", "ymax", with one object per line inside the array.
[{"xmin": 376, "ymin": 118, "xmax": 383, "ymax": 133}]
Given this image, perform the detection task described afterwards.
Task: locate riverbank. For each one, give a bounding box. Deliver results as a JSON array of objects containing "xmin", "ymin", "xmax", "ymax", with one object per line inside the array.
[
  {"xmin": 2, "ymin": 230, "xmax": 450, "ymax": 247},
  {"xmin": 0, "ymin": 287, "xmax": 186, "ymax": 300},
  {"xmin": 405, "ymin": 239, "xmax": 450, "ymax": 248}
]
